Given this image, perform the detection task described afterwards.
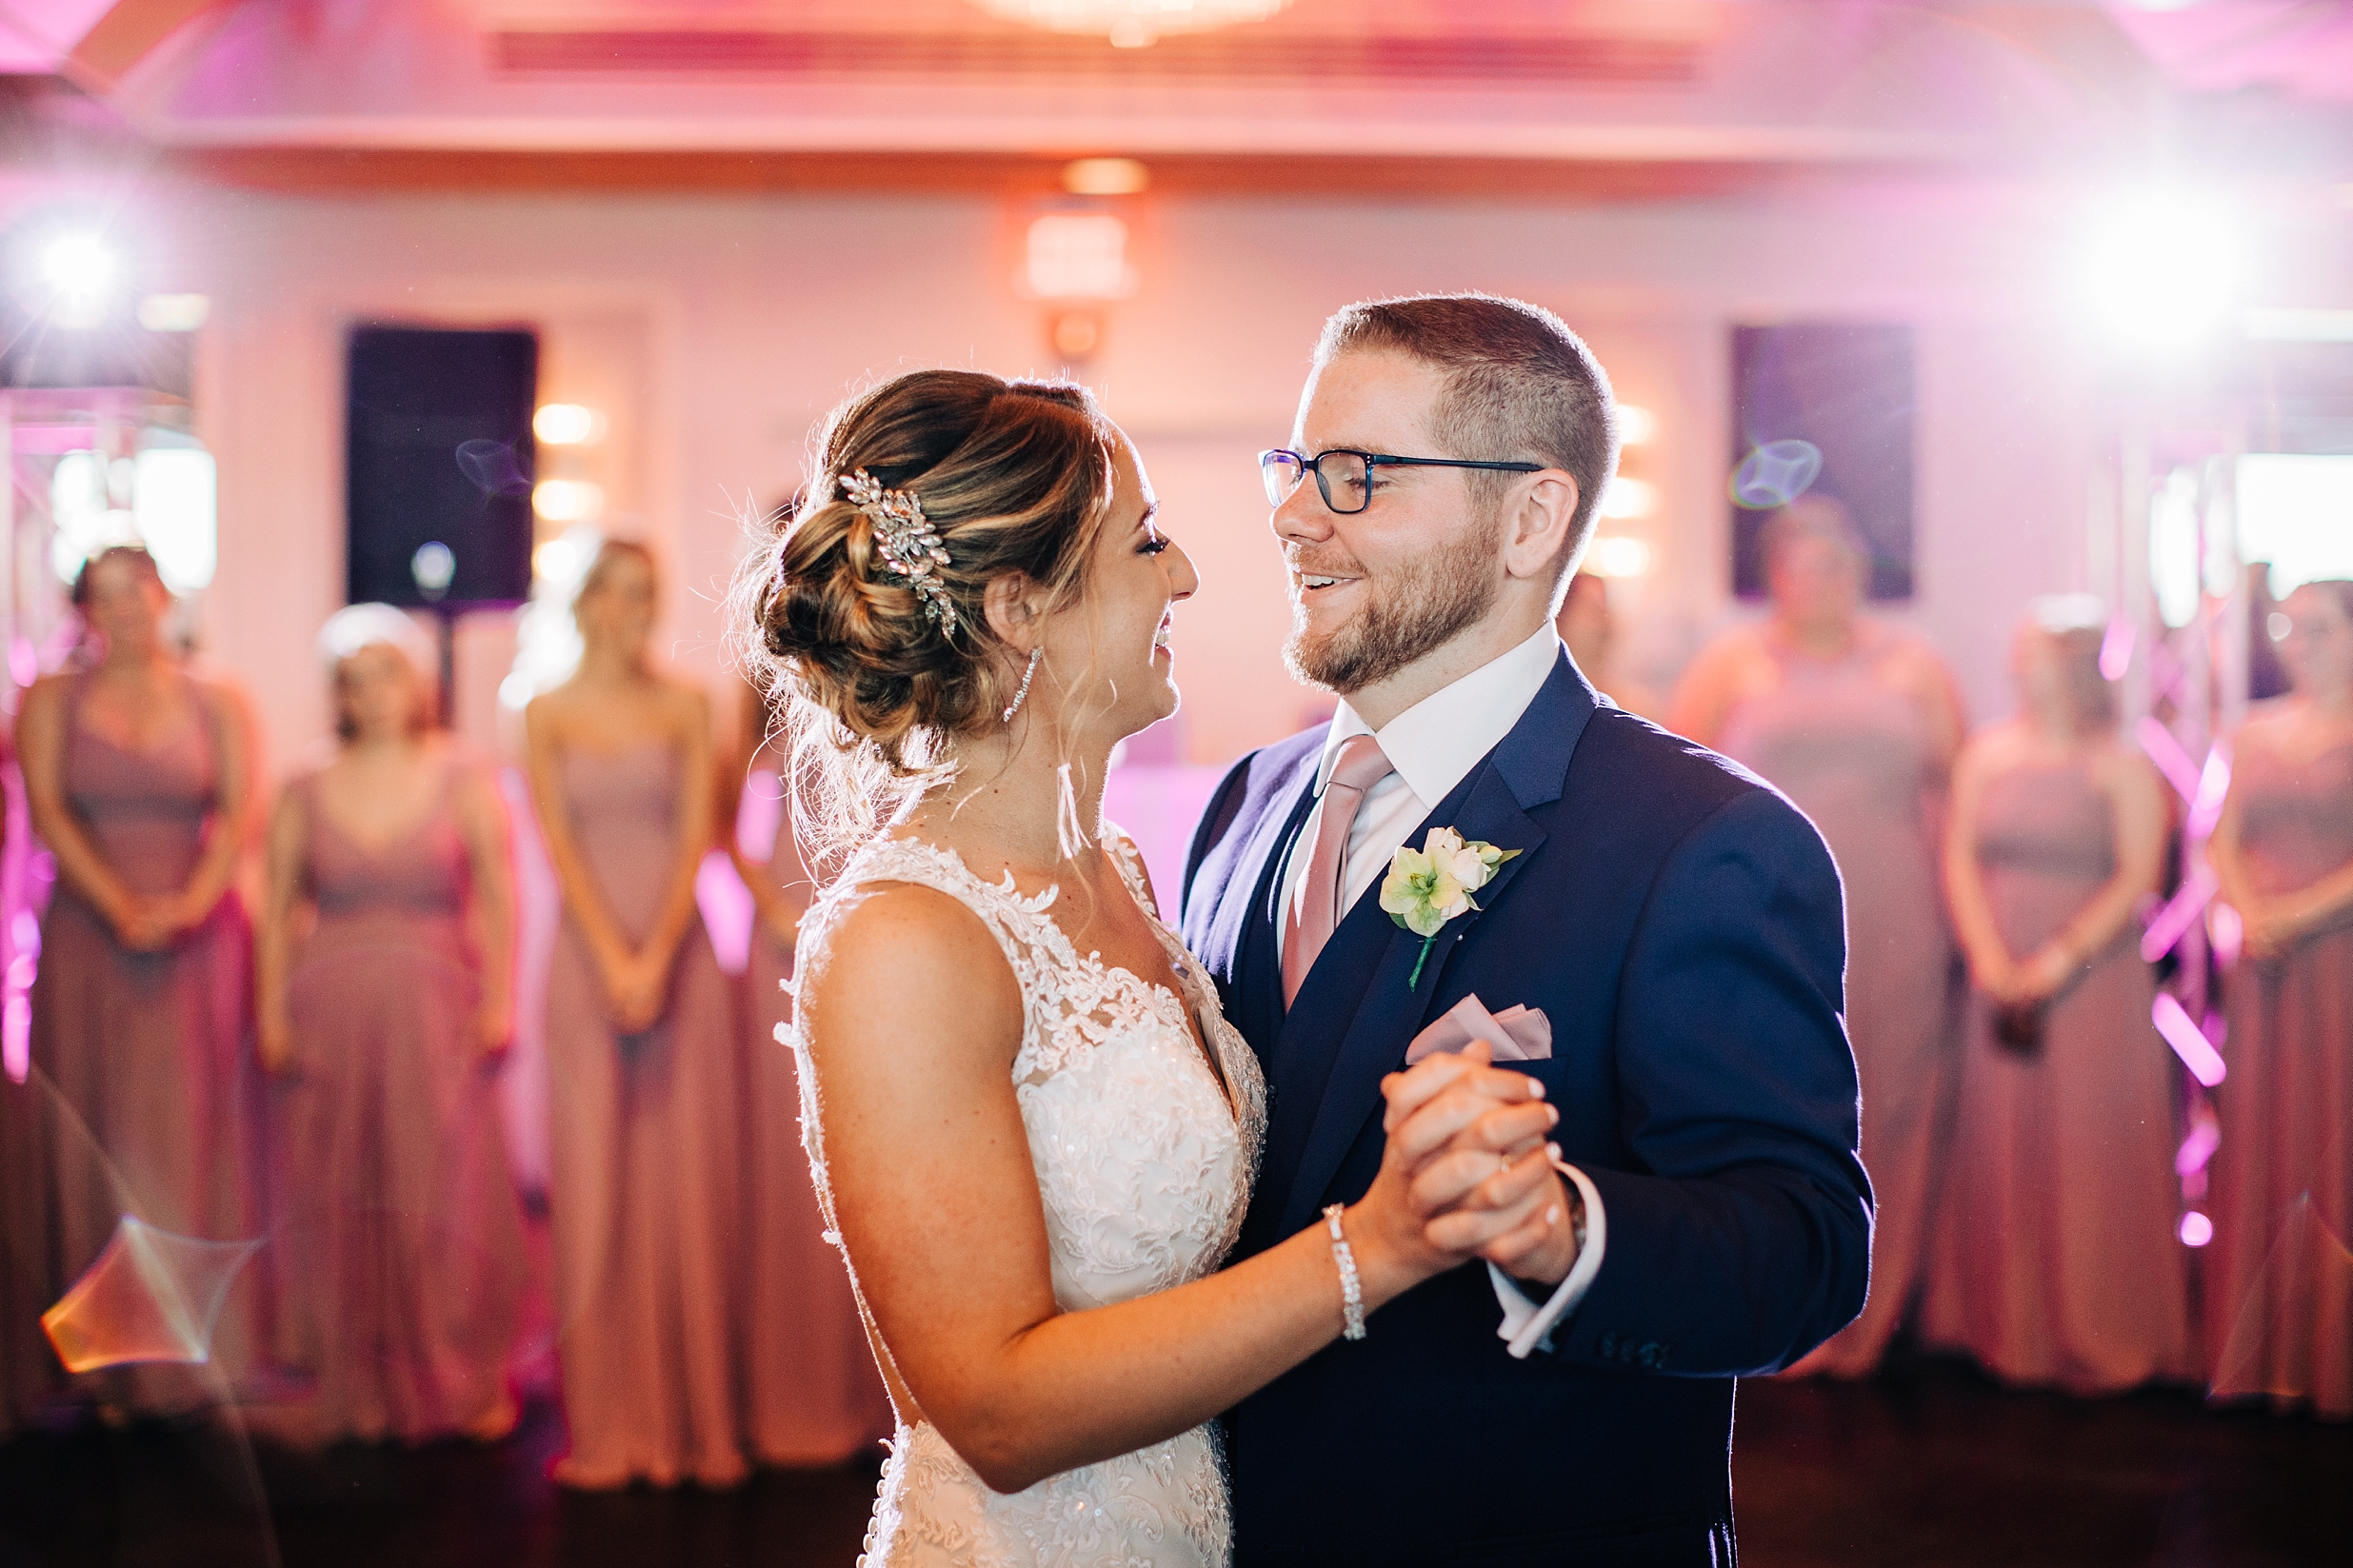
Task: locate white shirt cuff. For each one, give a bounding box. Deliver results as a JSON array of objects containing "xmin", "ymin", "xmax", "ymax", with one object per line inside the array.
[{"xmin": 1486, "ymin": 1160, "xmax": 1607, "ymax": 1360}]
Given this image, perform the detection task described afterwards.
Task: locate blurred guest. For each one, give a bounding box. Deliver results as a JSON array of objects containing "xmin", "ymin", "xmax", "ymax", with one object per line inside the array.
[
  {"xmin": 730, "ymin": 686, "xmax": 890, "ymax": 1467},
  {"xmin": 1666, "ymin": 496, "xmax": 1965, "ymax": 1376},
  {"xmin": 256, "ymin": 606, "xmax": 525, "ymax": 1445},
  {"xmin": 0, "ymin": 1078, "xmax": 42, "ymax": 1436},
  {"xmin": 526, "ymin": 541, "xmax": 746, "ymax": 1488},
  {"xmin": 1554, "ymin": 571, "xmax": 1662, "ymax": 717},
  {"xmin": 1, "ymin": 741, "xmax": 49, "ymax": 1433},
  {"xmin": 1921, "ymin": 605, "xmax": 2186, "ymax": 1392},
  {"xmin": 2245, "ymin": 565, "xmax": 2293, "ymax": 703},
  {"xmin": 15, "ymin": 546, "xmax": 262, "ymax": 1418},
  {"xmin": 2204, "ymin": 578, "xmax": 2353, "ymax": 1418}
]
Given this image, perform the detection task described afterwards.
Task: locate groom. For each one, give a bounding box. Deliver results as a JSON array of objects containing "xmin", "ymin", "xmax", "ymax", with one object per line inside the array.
[{"xmin": 1183, "ymin": 294, "xmax": 1871, "ymax": 1566}]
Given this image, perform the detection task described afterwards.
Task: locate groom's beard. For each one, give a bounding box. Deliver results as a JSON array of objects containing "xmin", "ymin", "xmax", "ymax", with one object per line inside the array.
[{"xmin": 1283, "ymin": 519, "xmax": 1500, "ymax": 695}]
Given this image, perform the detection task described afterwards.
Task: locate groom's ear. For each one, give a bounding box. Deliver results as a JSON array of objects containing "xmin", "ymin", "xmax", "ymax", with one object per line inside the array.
[
  {"xmin": 982, "ymin": 571, "xmax": 1048, "ymax": 645},
  {"xmin": 1502, "ymin": 469, "xmax": 1581, "ymax": 583}
]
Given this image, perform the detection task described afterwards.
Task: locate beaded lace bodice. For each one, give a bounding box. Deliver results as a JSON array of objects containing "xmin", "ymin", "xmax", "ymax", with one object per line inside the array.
[{"xmin": 789, "ymin": 829, "xmax": 1266, "ymax": 1568}]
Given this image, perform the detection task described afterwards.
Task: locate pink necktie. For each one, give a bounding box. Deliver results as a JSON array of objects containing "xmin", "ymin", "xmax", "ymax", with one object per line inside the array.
[{"xmin": 1284, "ymin": 734, "xmax": 1395, "ymax": 1008}]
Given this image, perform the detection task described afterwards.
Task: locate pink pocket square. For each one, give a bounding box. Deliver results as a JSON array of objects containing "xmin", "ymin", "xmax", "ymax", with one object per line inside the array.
[{"xmin": 1404, "ymin": 993, "xmax": 1554, "ymax": 1065}]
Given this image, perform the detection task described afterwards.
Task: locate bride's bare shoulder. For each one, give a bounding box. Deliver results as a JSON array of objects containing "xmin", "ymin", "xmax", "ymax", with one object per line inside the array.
[{"xmin": 799, "ymin": 878, "xmax": 1023, "ymax": 1039}]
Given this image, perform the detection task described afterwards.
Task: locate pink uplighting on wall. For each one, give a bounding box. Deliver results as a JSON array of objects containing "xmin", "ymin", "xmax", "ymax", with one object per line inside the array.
[
  {"xmin": 2141, "ymin": 864, "xmax": 2218, "ymax": 964},
  {"xmin": 2154, "ymin": 993, "xmax": 2227, "ymax": 1087},
  {"xmin": 2137, "ymin": 716, "xmax": 2203, "ymax": 804},
  {"xmin": 2098, "ymin": 615, "xmax": 2134, "ymax": 682},
  {"xmin": 2186, "ymin": 744, "xmax": 2232, "ymax": 840},
  {"xmin": 2210, "ymin": 899, "xmax": 2244, "ymax": 969},
  {"xmin": 2176, "ymin": 1110, "xmax": 2222, "ymax": 1180}
]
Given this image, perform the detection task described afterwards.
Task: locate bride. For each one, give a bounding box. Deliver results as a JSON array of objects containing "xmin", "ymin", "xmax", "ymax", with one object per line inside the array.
[{"xmin": 734, "ymin": 368, "xmax": 1563, "ymax": 1566}]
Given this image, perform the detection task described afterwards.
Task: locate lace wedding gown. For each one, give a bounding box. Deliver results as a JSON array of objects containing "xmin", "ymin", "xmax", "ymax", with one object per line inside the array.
[{"xmin": 790, "ymin": 833, "xmax": 1267, "ymax": 1568}]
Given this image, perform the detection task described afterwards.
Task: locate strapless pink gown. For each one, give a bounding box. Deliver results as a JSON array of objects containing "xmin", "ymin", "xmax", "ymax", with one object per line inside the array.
[
  {"xmin": 1718, "ymin": 638, "xmax": 1959, "ymax": 1377},
  {"xmin": 739, "ymin": 770, "xmax": 890, "ymax": 1467},
  {"xmin": 23, "ymin": 671, "xmax": 258, "ymax": 1417},
  {"xmin": 266, "ymin": 766, "xmax": 525, "ymax": 1442},
  {"xmin": 544, "ymin": 742, "xmax": 747, "ymax": 1487},
  {"xmin": 2206, "ymin": 729, "xmax": 2353, "ymax": 1417},
  {"xmin": 1920, "ymin": 760, "xmax": 2188, "ymax": 1391}
]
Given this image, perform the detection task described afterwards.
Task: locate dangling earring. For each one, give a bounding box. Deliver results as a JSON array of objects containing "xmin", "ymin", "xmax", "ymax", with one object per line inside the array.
[{"xmin": 1003, "ymin": 646, "xmax": 1042, "ymax": 724}]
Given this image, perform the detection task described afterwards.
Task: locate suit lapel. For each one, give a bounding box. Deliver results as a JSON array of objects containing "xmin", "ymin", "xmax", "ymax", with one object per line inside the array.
[
  {"xmin": 1274, "ymin": 765, "xmax": 1545, "ymax": 1237},
  {"xmin": 1230, "ymin": 770, "xmax": 1321, "ymax": 1066},
  {"xmin": 1267, "ymin": 649, "xmax": 1603, "ymax": 1235}
]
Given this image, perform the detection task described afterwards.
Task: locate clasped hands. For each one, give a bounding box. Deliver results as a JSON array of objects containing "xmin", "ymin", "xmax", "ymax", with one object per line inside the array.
[
  {"xmin": 1969, "ymin": 940, "xmax": 2077, "ymax": 1009},
  {"xmin": 108, "ymin": 888, "xmax": 211, "ymax": 953},
  {"xmin": 1373, "ymin": 1042, "xmax": 1583, "ymax": 1290},
  {"xmin": 595, "ymin": 943, "xmax": 673, "ymax": 1035}
]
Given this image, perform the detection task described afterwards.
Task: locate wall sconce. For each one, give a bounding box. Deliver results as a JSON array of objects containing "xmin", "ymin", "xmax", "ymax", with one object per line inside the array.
[
  {"xmin": 1023, "ymin": 208, "xmax": 1138, "ymax": 367},
  {"xmin": 1588, "ymin": 537, "xmax": 1654, "ymax": 578},
  {"xmin": 1600, "ymin": 476, "xmax": 1654, "ymax": 520},
  {"xmin": 534, "ymin": 403, "xmax": 608, "ymax": 446},
  {"xmin": 1023, "ymin": 213, "xmax": 1137, "ymax": 301},
  {"xmin": 532, "ymin": 479, "xmax": 605, "ymax": 523}
]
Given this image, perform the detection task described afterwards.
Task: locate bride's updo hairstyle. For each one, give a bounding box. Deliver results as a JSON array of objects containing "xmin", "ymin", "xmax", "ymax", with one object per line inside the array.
[{"xmin": 735, "ymin": 368, "xmax": 1116, "ymax": 864}]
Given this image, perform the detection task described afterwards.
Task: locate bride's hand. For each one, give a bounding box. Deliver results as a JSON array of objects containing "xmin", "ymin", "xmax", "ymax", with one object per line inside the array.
[{"xmin": 1347, "ymin": 1044, "xmax": 1560, "ymax": 1292}]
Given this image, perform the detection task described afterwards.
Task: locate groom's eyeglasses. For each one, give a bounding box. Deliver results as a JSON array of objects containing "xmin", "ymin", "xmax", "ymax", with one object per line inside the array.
[{"xmin": 1259, "ymin": 448, "xmax": 1545, "ymax": 516}]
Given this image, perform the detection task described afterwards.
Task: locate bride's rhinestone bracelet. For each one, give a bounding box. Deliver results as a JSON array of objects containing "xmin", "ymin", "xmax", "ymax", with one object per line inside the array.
[{"xmin": 1324, "ymin": 1204, "xmax": 1366, "ymax": 1340}]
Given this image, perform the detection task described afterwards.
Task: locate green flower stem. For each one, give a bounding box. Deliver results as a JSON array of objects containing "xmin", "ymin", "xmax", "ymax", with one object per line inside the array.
[{"xmin": 1407, "ymin": 934, "xmax": 1438, "ymax": 988}]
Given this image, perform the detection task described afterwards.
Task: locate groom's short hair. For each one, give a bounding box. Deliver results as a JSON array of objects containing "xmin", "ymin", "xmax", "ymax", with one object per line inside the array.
[{"xmin": 1315, "ymin": 293, "xmax": 1620, "ymax": 576}]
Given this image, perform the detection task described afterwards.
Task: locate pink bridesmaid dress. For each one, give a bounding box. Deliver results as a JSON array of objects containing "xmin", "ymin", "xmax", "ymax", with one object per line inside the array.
[
  {"xmin": 1718, "ymin": 638, "xmax": 1960, "ymax": 1377},
  {"xmin": 25, "ymin": 670, "xmax": 258, "ymax": 1417},
  {"xmin": 1, "ymin": 1065, "xmax": 53, "ymax": 1433},
  {"xmin": 268, "ymin": 765, "xmax": 525, "ymax": 1442},
  {"xmin": 2205, "ymin": 731, "xmax": 2353, "ymax": 1417},
  {"xmin": 544, "ymin": 742, "xmax": 747, "ymax": 1487},
  {"xmin": 1920, "ymin": 760, "xmax": 2189, "ymax": 1391},
  {"xmin": 739, "ymin": 771, "xmax": 890, "ymax": 1467}
]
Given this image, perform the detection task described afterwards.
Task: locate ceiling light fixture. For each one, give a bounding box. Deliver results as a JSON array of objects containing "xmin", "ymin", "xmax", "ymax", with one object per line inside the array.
[
  {"xmin": 35, "ymin": 229, "xmax": 122, "ymax": 329},
  {"xmin": 1064, "ymin": 158, "xmax": 1151, "ymax": 196},
  {"xmin": 975, "ymin": 0, "xmax": 1291, "ymax": 50}
]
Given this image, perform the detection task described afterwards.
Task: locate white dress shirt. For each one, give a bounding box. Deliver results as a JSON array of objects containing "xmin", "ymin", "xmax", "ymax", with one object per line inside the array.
[{"xmin": 1275, "ymin": 624, "xmax": 1605, "ymax": 1356}]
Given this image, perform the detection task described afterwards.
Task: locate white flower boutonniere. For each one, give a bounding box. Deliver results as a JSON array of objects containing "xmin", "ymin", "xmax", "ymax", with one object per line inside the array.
[{"xmin": 1380, "ymin": 827, "xmax": 1522, "ymax": 987}]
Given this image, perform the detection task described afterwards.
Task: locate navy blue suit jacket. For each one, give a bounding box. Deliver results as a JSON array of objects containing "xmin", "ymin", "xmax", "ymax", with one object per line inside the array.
[{"xmin": 1181, "ymin": 650, "xmax": 1870, "ymax": 1567}]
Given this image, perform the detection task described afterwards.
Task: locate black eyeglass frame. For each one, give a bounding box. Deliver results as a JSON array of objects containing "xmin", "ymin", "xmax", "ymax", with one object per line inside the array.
[{"xmin": 1259, "ymin": 447, "xmax": 1547, "ymax": 515}]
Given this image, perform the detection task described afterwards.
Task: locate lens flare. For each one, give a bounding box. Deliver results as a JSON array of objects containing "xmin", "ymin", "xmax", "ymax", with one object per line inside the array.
[
  {"xmin": 454, "ymin": 439, "xmax": 531, "ymax": 497},
  {"xmin": 2079, "ymin": 187, "xmax": 2243, "ymax": 350},
  {"xmin": 42, "ymin": 1215, "xmax": 262, "ymax": 1374},
  {"xmin": 1730, "ymin": 440, "xmax": 1822, "ymax": 509}
]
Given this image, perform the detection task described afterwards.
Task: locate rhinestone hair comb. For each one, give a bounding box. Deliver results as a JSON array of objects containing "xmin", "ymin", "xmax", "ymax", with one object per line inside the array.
[{"xmin": 838, "ymin": 468, "xmax": 957, "ymax": 633}]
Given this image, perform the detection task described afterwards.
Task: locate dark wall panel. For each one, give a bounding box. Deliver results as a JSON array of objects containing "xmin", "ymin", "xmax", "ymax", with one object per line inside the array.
[
  {"xmin": 1731, "ymin": 322, "xmax": 1915, "ymax": 600},
  {"xmin": 346, "ymin": 325, "xmax": 538, "ymax": 609}
]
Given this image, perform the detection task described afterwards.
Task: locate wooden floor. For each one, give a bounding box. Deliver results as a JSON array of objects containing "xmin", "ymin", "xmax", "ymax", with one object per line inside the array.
[{"xmin": 1, "ymin": 1354, "xmax": 2347, "ymax": 1567}]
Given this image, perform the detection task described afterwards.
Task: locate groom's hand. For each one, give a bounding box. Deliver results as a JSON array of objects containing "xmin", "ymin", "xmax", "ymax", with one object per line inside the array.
[
  {"xmin": 1381, "ymin": 1044, "xmax": 1559, "ymax": 1262},
  {"xmin": 1381, "ymin": 1045, "xmax": 1583, "ymax": 1286}
]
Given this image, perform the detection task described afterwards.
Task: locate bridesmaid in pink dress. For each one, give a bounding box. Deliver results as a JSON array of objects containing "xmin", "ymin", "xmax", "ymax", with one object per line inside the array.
[
  {"xmin": 1922, "ymin": 609, "xmax": 2187, "ymax": 1391},
  {"xmin": 527, "ymin": 540, "xmax": 747, "ymax": 1488},
  {"xmin": 1668, "ymin": 498, "xmax": 1966, "ymax": 1377},
  {"xmin": 2204, "ymin": 579, "xmax": 2353, "ymax": 1418},
  {"xmin": 2, "ymin": 723, "xmax": 50, "ymax": 1435},
  {"xmin": 256, "ymin": 606, "xmax": 525, "ymax": 1444},
  {"xmin": 14, "ymin": 546, "xmax": 263, "ymax": 1418},
  {"xmin": 732, "ymin": 693, "xmax": 890, "ymax": 1466},
  {"xmin": 2, "ymin": 903, "xmax": 50, "ymax": 1434}
]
